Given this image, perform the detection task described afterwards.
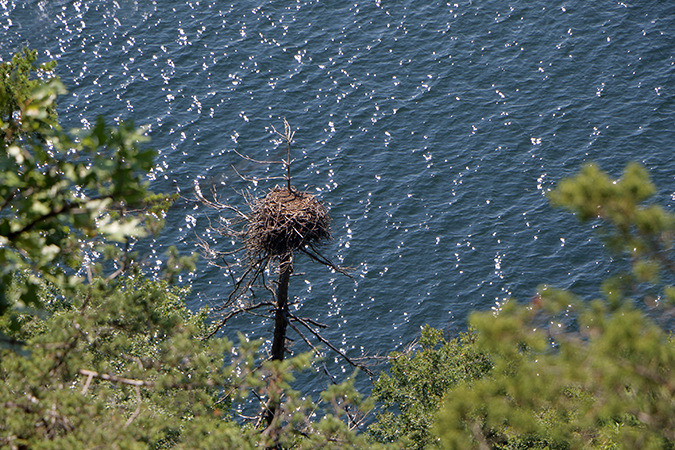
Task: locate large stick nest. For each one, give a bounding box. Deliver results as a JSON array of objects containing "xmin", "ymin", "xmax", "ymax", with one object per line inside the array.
[{"xmin": 245, "ymin": 186, "xmax": 331, "ymax": 259}]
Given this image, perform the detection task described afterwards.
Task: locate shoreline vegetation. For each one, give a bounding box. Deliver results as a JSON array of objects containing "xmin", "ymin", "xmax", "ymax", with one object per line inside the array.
[{"xmin": 3, "ymin": 49, "xmax": 675, "ymax": 449}]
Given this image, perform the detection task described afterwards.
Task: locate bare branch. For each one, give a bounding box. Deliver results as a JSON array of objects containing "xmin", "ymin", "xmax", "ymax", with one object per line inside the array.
[
  {"xmin": 80, "ymin": 371, "xmax": 94, "ymax": 395},
  {"xmin": 231, "ymin": 148, "xmax": 285, "ymax": 166},
  {"xmin": 230, "ymin": 163, "xmax": 287, "ymax": 185},
  {"xmin": 289, "ymin": 314, "xmax": 373, "ymax": 376},
  {"xmin": 287, "ymin": 319, "xmax": 336, "ymax": 383},
  {"xmin": 214, "ymin": 255, "xmax": 272, "ymax": 310},
  {"xmin": 301, "ymin": 245, "xmax": 354, "ymax": 279},
  {"xmin": 203, "ymin": 300, "xmax": 275, "ymax": 340},
  {"xmin": 78, "ymin": 369, "xmax": 153, "ymax": 388},
  {"xmin": 271, "ymin": 117, "xmax": 295, "ymax": 146},
  {"xmin": 123, "ymin": 385, "xmax": 142, "ymax": 429},
  {"xmin": 271, "ymin": 117, "xmax": 295, "ymax": 191},
  {"xmin": 293, "ymin": 316, "xmax": 328, "ymax": 329},
  {"xmin": 193, "ymin": 180, "xmax": 250, "ymax": 219},
  {"xmin": 253, "ymin": 389, "xmax": 274, "ymax": 430}
]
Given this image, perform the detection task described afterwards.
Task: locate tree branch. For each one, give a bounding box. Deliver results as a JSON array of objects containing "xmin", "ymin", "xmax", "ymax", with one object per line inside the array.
[
  {"xmin": 203, "ymin": 300, "xmax": 275, "ymax": 340},
  {"xmin": 78, "ymin": 369, "xmax": 153, "ymax": 388},
  {"xmin": 231, "ymin": 148, "xmax": 285, "ymax": 166},
  {"xmin": 289, "ymin": 313, "xmax": 373, "ymax": 376},
  {"xmin": 301, "ymin": 245, "xmax": 354, "ymax": 279}
]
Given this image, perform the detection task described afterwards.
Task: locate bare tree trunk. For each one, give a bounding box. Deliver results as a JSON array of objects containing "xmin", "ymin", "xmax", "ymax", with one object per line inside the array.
[
  {"xmin": 264, "ymin": 254, "xmax": 293, "ymax": 447},
  {"xmin": 271, "ymin": 253, "xmax": 292, "ymax": 362}
]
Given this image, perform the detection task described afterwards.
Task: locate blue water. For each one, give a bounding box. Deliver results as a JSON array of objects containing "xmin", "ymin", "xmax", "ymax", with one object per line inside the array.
[{"xmin": 3, "ymin": 1, "xmax": 675, "ymax": 374}]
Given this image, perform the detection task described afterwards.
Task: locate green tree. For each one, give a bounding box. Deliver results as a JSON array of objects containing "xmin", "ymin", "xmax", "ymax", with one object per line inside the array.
[
  {"xmin": 435, "ymin": 162, "xmax": 675, "ymax": 449},
  {"xmin": 1, "ymin": 275, "xmax": 396, "ymax": 449},
  {"xmin": 0, "ymin": 48, "xmax": 171, "ymax": 347},
  {"xmin": 369, "ymin": 326, "xmax": 491, "ymax": 449},
  {"xmin": 1, "ymin": 275, "xmax": 244, "ymax": 449}
]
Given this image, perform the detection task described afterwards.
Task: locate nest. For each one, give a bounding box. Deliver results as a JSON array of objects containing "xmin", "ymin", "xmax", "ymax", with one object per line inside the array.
[{"xmin": 245, "ymin": 186, "xmax": 331, "ymax": 259}]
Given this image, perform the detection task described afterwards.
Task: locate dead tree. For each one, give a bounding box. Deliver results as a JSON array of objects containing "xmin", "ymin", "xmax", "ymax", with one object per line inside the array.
[{"xmin": 193, "ymin": 119, "xmax": 373, "ymax": 442}]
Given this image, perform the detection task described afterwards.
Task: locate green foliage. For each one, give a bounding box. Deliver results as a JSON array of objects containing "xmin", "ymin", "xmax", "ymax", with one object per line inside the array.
[
  {"xmin": 0, "ymin": 276, "xmax": 247, "ymax": 449},
  {"xmin": 0, "ymin": 48, "xmax": 176, "ymax": 346},
  {"xmin": 434, "ymin": 163, "xmax": 675, "ymax": 449},
  {"xmin": 11, "ymin": 46, "xmax": 675, "ymax": 450},
  {"xmin": 0, "ymin": 48, "xmax": 59, "ymax": 143},
  {"xmin": 369, "ymin": 326, "xmax": 492, "ymax": 449},
  {"xmin": 436, "ymin": 292, "xmax": 675, "ymax": 449},
  {"xmin": 0, "ymin": 274, "xmax": 397, "ymax": 449},
  {"xmin": 549, "ymin": 162, "xmax": 675, "ymax": 309},
  {"xmin": 247, "ymin": 360, "xmax": 393, "ymax": 450}
]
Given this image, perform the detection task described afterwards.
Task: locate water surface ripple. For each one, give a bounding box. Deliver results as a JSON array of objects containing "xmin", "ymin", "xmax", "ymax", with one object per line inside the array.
[{"xmin": 3, "ymin": 1, "xmax": 675, "ymax": 364}]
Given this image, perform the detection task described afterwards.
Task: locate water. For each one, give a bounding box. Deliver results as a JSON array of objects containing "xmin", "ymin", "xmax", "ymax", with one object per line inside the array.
[{"xmin": 3, "ymin": 1, "xmax": 675, "ymax": 372}]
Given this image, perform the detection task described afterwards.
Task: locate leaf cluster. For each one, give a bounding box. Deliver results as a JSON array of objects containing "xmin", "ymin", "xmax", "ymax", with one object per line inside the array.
[
  {"xmin": 549, "ymin": 162, "xmax": 675, "ymax": 309},
  {"xmin": 365, "ymin": 163, "xmax": 675, "ymax": 450},
  {"xmin": 436, "ymin": 290, "xmax": 675, "ymax": 449},
  {"xmin": 0, "ymin": 49, "xmax": 177, "ymax": 345},
  {"xmin": 369, "ymin": 326, "xmax": 491, "ymax": 449},
  {"xmin": 0, "ymin": 273, "xmax": 398, "ymax": 449}
]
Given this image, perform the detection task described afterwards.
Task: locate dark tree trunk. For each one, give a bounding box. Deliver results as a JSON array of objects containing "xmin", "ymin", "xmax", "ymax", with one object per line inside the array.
[
  {"xmin": 264, "ymin": 254, "xmax": 293, "ymax": 447},
  {"xmin": 271, "ymin": 253, "xmax": 292, "ymax": 362}
]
